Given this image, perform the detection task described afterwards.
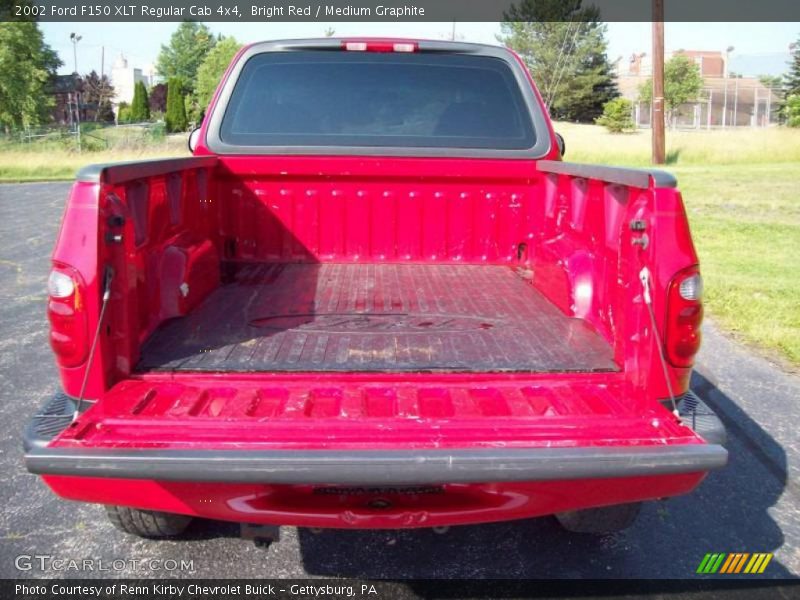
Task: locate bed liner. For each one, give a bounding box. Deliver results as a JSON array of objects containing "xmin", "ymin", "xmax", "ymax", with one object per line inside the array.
[{"xmin": 138, "ymin": 263, "xmax": 618, "ymax": 374}]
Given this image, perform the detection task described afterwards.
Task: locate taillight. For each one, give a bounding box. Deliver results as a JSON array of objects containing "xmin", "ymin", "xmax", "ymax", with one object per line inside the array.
[
  {"xmin": 48, "ymin": 270, "xmax": 75, "ymax": 298},
  {"xmin": 665, "ymin": 267, "xmax": 704, "ymax": 367},
  {"xmin": 47, "ymin": 267, "xmax": 88, "ymax": 367}
]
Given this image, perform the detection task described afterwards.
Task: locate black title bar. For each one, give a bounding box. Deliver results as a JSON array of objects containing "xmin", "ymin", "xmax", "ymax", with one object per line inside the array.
[{"xmin": 3, "ymin": 0, "xmax": 800, "ymax": 22}]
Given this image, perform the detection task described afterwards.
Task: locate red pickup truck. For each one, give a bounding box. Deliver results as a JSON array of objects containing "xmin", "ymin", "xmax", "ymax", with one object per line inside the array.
[{"xmin": 25, "ymin": 39, "xmax": 726, "ymax": 538}]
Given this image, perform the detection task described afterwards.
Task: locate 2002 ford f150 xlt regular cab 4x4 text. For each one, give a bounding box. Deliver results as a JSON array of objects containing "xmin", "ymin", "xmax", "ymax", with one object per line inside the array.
[{"xmin": 24, "ymin": 38, "xmax": 726, "ymax": 538}]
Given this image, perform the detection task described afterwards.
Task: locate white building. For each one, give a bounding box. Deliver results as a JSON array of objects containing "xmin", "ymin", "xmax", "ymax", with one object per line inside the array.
[{"xmin": 111, "ymin": 54, "xmax": 155, "ymax": 106}]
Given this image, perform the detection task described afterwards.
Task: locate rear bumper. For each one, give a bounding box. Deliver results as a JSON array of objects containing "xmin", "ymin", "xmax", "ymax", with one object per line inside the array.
[
  {"xmin": 24, "ymin": 389, "xmax": 728, "ymax": 527},
  {"xmin": 24, "ymin": 390, "xmax": 727, "ymax": 485},
  {"xmin": 26, "ymin": 443, "xmax": 726, "ymax": 485}
]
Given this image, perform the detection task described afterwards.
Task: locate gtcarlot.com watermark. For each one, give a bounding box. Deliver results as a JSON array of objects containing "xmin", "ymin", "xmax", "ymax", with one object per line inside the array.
[{"xmin": 14, "ymin": 554, "xmax": 194, "ymax": 572}]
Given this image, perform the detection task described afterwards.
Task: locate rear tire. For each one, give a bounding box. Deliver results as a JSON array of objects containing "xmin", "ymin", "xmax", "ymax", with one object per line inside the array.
[
  {"xmin": 555, "ymin": 502, "xmax": 641, "ymax": 534},
  {"xmin": 105, "ymin": 505, "xmax": 193, "ymax": 538}
]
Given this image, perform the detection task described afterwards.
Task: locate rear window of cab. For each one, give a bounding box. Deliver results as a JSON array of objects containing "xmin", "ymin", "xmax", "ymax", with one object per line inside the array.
[{"xmin": 219, "ymin": 51, "xmax": 537, "ymax": 150}]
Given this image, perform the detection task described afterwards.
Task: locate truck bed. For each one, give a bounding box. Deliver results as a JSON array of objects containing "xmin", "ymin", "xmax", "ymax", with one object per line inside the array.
[{"xmin": 138, "ymin": 263, "xmax": 618, "ymax": 374}]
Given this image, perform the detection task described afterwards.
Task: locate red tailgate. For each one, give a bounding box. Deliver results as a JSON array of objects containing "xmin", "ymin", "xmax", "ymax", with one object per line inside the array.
[{"xmin": 52, "ymin": 374, "xmax": 704, "ymax": 452}]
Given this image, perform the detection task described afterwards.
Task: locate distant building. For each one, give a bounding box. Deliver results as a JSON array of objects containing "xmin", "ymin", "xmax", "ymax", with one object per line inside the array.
[
  {"xmin": 615, "ymin": 49, "xmax": 781, "ymax": 128},
  {"xmin": 48, "ymin": 74, "xmax": 97, "ymax": 126},
  {"xmin": 622, "ymin": 52, "xmax": 652, "ymax": 77},
  {"xmin": 673, "ymin": 50, "xmax": 726, "ymax": 78},
  {"xmin": 617, "ymin": 50, "xmax": 726, "ymax": 79},
  {"xmin": 111, "ymin": 54, "xmax": 156, "ymax": 107}
]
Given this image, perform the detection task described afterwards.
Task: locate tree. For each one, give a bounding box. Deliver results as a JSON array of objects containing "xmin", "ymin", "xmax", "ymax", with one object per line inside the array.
[
  {"xmin": 498, "ymin": 1, "xmax": 619, "ymax": 122},
  {"xmin": 116, "ymin": 102, "xmax": 131, "ymax": 124},
  {"xmin": 759, "ymin": 74, "xmax": 783, "ymax": 90},
  {"xmin": 758, "ymin": 74, "xmax": 785, "ymax": 124},
  {"xmin": 130, "ymin": 81, "xmax": 150, "ymax": 122},
  {"xmin": 596, "ymin": 97, "xmax": 634, "ymax": 133},
  {"xmin": 194, "ymin": 36, "xmax": 242, "ymax": 114},
  {"xmin": 156, "ymin": 22, "xmax": 216, "ymax": 94},
  {"xmin": 639, "ymin": 55, "xmax": 703, "ymax": 127},
  {"xmin": 81, "ymin": 70, "xmax": 115, "ymax": 123},
  {"xmin": 785, "ymin": 36, "xmax": 800, "ymax": 97},
  {"xmin": 0, "ymin": 22, "xmax": 61, "ymax": 132},
  {"xmin": 96, "ymin": 101, "xmax": 115, "ymax": 124},
  {"xmin": 165, "ymin": 77, "xmax": 188, "ymax": 133},
  {"xmin": 184, "ymin": 94, "xmax": 201, "ymax": 127},
  {"xmin": 149, "ymin": 83, "xmax": 168, "ymax": 113},
  {"xmin": 785, "ymin": 95, "xmax": 800, "ymax": 127}
]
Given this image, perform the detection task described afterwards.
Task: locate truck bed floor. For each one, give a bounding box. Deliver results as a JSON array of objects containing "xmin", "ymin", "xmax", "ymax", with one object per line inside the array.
[{"xmin": 138, "ymin": 263, "xmax": 618, "ymax": 373}]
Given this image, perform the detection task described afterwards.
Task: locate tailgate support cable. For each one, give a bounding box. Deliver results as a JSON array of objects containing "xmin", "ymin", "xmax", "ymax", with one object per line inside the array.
[
  {"xmin": 639, "ymin": 267, "xmax": 680, "ymax": 419},
  {"xmin": 73, "ymin": 267, "xmax": 114, "ymax": 422}
]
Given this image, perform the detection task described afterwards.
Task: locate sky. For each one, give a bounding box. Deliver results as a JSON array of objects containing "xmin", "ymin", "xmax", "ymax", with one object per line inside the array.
[{"xmin": 41, "ymin": 21, "xmax": 799, "ymax": 78}]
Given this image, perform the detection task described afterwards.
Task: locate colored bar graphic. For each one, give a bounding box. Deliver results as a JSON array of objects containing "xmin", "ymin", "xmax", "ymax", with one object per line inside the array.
[
  {"xmin": 711, "ymin": 553, "xmax": 725, "ymax": 573},
  {"xmin": 699, "ymin": 553, "xmax": 773, "ymax": 574},
  {"xmin": 734, "ymin": 553, "xmax": 750, "ymax": 573},
  {"xmin": 696, "ymin": 553, "xmax": 713, "ymax": 573},
  {"xmin": 719, "ymin": 554, "xmax": 736, "ymax": 573},
  {"xmin": 758, "ymin": 554, "xmax": 773, "ymax": 573},
  {"xmin": 745, "ymin": 554, "xmax": 761, "ymax": 573}
]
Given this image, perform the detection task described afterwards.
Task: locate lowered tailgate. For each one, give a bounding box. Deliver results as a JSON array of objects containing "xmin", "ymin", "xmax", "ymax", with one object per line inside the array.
[{"xmin": 26, "ymin": 375, "xmax": 727, "ymax": 484}]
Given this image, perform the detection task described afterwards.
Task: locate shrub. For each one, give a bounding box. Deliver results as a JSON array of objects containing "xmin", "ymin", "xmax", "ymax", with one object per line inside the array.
[
  {"xmin": 130, "ymin": 81, "xmax": 150, "ymax": 122},
  {"xmin": 149, "ymin": 83, "xmax": 168, "ymax": 113},
  {"xmin": 116, "ymin": 102, "xmax": 131, "ymax": 124},
  {"xmin": 148, "ymin": 122, "xmax": 166, "ymax": 141},
  {"xmin": 185, "ymin": 94, "xmax": 202, "ymax": 128},
  {"xmin": 165, "ymin": 78, "xmax": 188, "ymax": 133},
  {"xmin": 786, "ymin": 95, "xmax": 800, "ymax": 128},
  {"xmin": 596, "ymin": 98, "xmax": 635, "ymax": 133}
]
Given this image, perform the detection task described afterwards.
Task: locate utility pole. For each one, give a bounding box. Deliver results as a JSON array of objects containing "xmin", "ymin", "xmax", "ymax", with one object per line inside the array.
[
  {"xmin": 651, "ymin": 0, "xmax": 665, "ymax": 165},
  {"xmin": 75, "ymin": 98, "xmax": 82, "ymax": 153},
  {"xmin": 100, "ymin": 45, "xmax": 107, "ymax": 120},
  {"xmin": 707, "ymin": 89, "xmax": 712, "ymax": 130},
  {"xmin": 69, "ymin": 32, "xmax": 82, "ymax": 73},
  {"xmin": 722, "ymin": 45, "xmax": 733, "ymax": 128},
  {"xmin": 753, "ymin": 85, "xmax": 759, "ymax": 127},
  {"xmin": 69, "ymin": 91, "xmax": 81, "ymax": 153},
  {"xmin": 766, "ymin": 85, "xmax": 772, "ymax": 126},
  {"xmin": 69, "ymin": 32, "xmax": 83, "ymax": 151},
  {"xmin": 733, "ymin": 76, "xmax": 739, "ymax": 127}
]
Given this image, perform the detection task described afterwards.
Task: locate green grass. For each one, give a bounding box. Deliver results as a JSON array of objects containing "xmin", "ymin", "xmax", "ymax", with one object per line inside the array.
[
  {"xmin": 556, "ymin": 121, "xmax": 800, "ymax": 166},
  {"xmin": 674, "ymin": 164, "xmax": 800, "ymax": 365},
  {"xmin": 0, "ymin": 125, "xmax": 188, "ymax": 182},
  {"xmin": 0, "ymin": 147, "xmax": 188, "ymax": 181},
  {"xmin": 554, "ymin": 122, "xmax": 800, "ymax": 366}
]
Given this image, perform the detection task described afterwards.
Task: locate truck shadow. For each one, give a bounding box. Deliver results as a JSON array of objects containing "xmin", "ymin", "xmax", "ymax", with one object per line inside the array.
[{"xmin": 290, "ymin": 371, "xmax": 792, "ymax": 578}]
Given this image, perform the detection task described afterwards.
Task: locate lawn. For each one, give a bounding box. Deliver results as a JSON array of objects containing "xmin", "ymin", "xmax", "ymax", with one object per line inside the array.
[
  {"xmin": 0, "ymin": 148, "xmax": 189, "ymax": 181},
  {"xmin": 0, "ymin": 125, "xmax": 188, "ymax": 181},
  {"xmin": 556, "ymin": 122, "xmax": 800, "ymax": 166},
  {"xmin": 1, "ymin": 122, "xmax": 798, "ymax": 365},
  {"xmin": 556, "ymin": 122, "xmax": 800, "ymax": 367}
]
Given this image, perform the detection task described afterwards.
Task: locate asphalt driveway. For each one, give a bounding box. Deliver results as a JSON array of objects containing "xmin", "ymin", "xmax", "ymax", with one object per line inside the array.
[{"xmin": 1, "ymin": 182, "xmax": 799, "ymax": 580}]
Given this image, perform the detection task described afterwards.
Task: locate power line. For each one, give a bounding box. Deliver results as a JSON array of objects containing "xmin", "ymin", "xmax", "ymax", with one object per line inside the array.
[
  {"xmin": 548, "ymin": 22, "xmax": 584, "ymax": 110},
  {"xmin": 544, "ymin": 20, "xmax": 576, "ymax": 111}
]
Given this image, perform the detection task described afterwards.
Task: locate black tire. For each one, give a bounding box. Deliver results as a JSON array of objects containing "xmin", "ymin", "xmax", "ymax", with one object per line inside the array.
[
  {"xmin": 555, "ymin": 502, "xmax": 641, "ymax": 534},
  {"xmin": 105, "ymin": 505, "xmax": 193, "ymax": 538}
]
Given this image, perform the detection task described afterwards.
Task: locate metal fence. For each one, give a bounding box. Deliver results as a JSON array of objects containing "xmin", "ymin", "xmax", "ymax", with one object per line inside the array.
[
  {"xmin": 632, "ymin": 81, "xmax": 784, "ymax": 130},
  {"xmin": 1, "ymin": 122, "xmax": 167, "ymax": 153}
]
